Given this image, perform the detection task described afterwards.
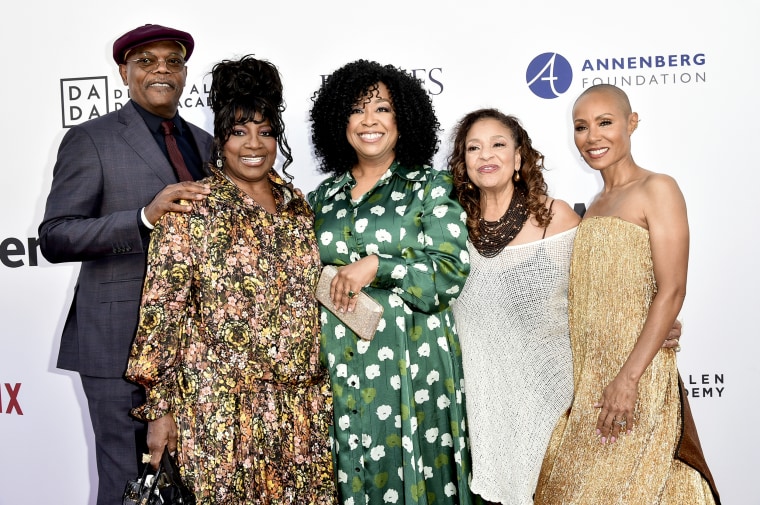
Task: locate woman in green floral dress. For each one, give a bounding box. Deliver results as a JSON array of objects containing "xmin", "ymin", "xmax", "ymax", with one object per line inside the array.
[
  {"xmin": 126, "ymin": 55, "xmax": 336, "ymax": 504},
  {"xmin": 307, "ymin": 59, "xmax": 474, "ymax": 505}
]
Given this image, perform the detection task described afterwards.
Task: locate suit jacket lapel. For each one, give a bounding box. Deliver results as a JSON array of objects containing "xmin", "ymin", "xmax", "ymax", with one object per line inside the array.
[{"xmin": 117, "ymin": 101, "xmax": 177, "ymax": 186}]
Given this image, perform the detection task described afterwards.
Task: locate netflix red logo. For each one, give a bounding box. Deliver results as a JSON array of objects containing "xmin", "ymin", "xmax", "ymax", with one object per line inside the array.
[{"xmin": 0, "ymin": 383, "xmax": 23, "ymax": 415}]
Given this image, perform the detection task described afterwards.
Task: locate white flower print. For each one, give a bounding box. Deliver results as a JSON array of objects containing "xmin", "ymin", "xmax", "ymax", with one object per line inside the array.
[
  {"xmin": 395, "ymin": 205, "xmax": 407, "ymax": 216},
  {"xmin": 336, "ymin": 208, "xmax": 347, "ymax": 218},
  {"xmin": 437, "ymin": 336, "xmax": 450, "ymax": 351},
  {"xmin": 347, "ymin": 374, "xmax": 360, "ymax": 389},
  {"xmin": 440, "ymin": 433, "xmax": 453, "ymax": 447},
  {"xmin": 370, "ymin": 445, "xmax": 386, "ymax": 461},
  {"xmin": 366, "ymin": 364, "xmax": 381, "ymax": 379},
  {"xmin": 391, "ymin": 191, "xmax": 405, "ymax": 201},
  {"xmin": 376, "ymin": 228, "xmax": 392, "ymax": 243},
  {"xmin": 390, "ymin": 265, "xmax": 407, "ymax": 280},
  {"xmin": 356, "ymin": 339, "xmax": 371, "ymax": 354},
  {"xmin": 321, "ymin": 203, "xmax": 334, "ymax": 213},
  {"xmin": 431, "ymin": 186, "xmax": 446, "ymax": 198},
  {"xmin": 355, "ymin": 218, "xmax": 368, "ymax": 233},
  {"xmin": 410, "ymin": 363, "xmax": 419, "ymax": 379},
  {"xmin": 319, "ymin": 231, "xmax": 334, "ymax": 246},
  {"xmin": 444, "ymin": 483, "xmax": 457, "ymax": 497},
  {"xmin": 328, "ymin": 353, "xmax": 335, "ymax": 368},
  {"xmin": 383, "ymin": 489, "xmax": 399, "ymax": 503},
  {"xmin": 432, "ymin": 204, "xmax": 449, "ymax": 218},
  {"xmin": 445, "ymin": 285, "xmax": 460, "ymax": 295},
  {"xmin": 418, "ymin": 342, "xmax": 431, "ymax": 357},
  {"xmin": 336, "ymin": 241, "xmax": 349, "ymax": 254},
  {"xmin": 376, "ymin": 405, "xmax": 393, "ymax": 420},
  {"xmin": 395, "ymin": 316, "xmax": 406, "ymax": 332},
  {"xmin": 336, "ymin": 363, "xmax": 348, "ymax": 378},
  {"xmin": 362, "ymin": 433, "xmax": 373, "ymax": 448},
  {"xmin": 437, "ymin": 395, "xmax": 451, "ymax": 410},
  {"xmin": 402, "ymin": 436, "xmax": 413, "ymax": 453},
  {"xmin": 338, "ymin": 415, "xmax": 350, "ymax": 430},
  {"xmin": 425, "ymin": 428, "xmax": 439, "ymax": 443},
  {"xmin": 348, "ymin": 434, "xmax": 359, "ymax": 450},
  {"xmin": 390, "ymin": 375, "xmax": 401, "ymax": 390},
  {"xmin": 426, "ymin": 315, "xmax": 441, "ymax": 330},
  {"xmin": 426, "ymin": 370, "xmax": 440, "ymax": 385},
  {"xmin": 377, "ymin": 346, "xmax": 394, "ymax": 361},
  {"xmin": 335, "ymin": 324, "xmax": 346, "ymax": 340},
  {"xmin": 447, "ymin": 222, "xmax": 462, "ymax": 238},
  {"xmin": 414, "ymin": 389, "xmax": 430, "ymax": 404},
  {"xmin": 423, "ymin": 466, "xmax": 433, "ymax": 479},
  {"xmin": 388, "ymin": 293, "xmax": 405, "ymax": 307},
  {"xmin": 337, "ymin": 469, "xmax": 348, "ymax": 484},
  {"xmin": 370, "ymin": 205, "xmax": 385, "ymax": 216}
]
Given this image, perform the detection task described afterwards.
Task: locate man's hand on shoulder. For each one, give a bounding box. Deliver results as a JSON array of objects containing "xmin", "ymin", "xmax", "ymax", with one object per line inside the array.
[{"xmin": 144, "ymin": 181, "xmax": 211, "ymax": 226}]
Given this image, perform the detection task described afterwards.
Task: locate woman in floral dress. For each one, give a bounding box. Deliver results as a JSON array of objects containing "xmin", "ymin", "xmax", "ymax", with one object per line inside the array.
[
  {"xmin": 126, "ymin": 55, "xmax": 336, "ymax": 504},
  {"xmin": 307, "ymin": 59, "xmax": 474, "ymax": 505}
]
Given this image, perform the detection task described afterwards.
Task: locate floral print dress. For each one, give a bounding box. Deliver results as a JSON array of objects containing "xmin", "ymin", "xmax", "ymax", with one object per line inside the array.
[
  {"xmin": 308, "ymin": 162, "xmax": 474, "ymax": 505},
  {"xmin": 127, "ymin": 170, "xmax": 336, "ymax": 505}
]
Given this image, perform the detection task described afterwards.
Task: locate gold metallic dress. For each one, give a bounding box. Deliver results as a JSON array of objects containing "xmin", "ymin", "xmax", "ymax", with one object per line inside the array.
[{"xmin": 535, "ymin": 217, "xmax": 719, "ymax": 505}]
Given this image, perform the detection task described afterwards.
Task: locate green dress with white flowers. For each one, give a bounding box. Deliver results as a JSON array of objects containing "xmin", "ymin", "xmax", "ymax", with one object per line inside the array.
[{"xmin": 308, "ymin": 162, "xmax": 474, "ymax": 505}]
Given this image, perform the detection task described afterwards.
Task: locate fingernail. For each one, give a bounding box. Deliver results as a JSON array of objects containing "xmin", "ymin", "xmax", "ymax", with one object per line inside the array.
[
  {"xmin": 610, "ymin": 436, "xmax": 616, "ymax": 444},
  {"xmin": 601, "ymin": 437, "xmax": 607, "ymax": 444},
  {"xmin": 596, "ymin": 429, "xmax": 601, "ymax": 436}
]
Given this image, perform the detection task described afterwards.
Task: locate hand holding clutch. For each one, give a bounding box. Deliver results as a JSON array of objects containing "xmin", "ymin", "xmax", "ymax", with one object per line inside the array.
[{"xmin": 315, "ymin": 265, "xmax": 384, "ymax": 341}]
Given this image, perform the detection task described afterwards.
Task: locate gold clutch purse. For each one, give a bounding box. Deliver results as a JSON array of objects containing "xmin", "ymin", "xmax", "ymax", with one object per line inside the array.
[{"xmin": 315, "ymin": 265, "xmax": 384, "ymax": 341}]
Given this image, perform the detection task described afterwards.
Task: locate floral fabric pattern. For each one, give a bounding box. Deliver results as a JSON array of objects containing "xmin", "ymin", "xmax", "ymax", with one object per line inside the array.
[
  {"xmin": 308, "ymin": 162, "xmax": 474, "ymax": 505},
  {"xmin": 127, "ymin": 170, "xmax": 336, "ymax": 504}
]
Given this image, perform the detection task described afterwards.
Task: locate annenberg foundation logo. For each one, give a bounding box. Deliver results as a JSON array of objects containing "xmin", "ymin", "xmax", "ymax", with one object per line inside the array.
[
  {"xmin": 526, "ymin": 51, "xmax": 707, "ymax": 99},
  {"xmin": 60, "ymin": 76, "xmax": 211, "ymax": 128},
  {"xmin": 526, "ymin": 53, "xmax": 573, "ymax": 99}
]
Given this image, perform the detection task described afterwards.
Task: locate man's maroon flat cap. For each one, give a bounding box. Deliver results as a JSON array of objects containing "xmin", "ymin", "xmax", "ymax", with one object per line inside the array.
[{"xmin": 112, "ymin": 24, "xmax": 194, "ymax": 64}]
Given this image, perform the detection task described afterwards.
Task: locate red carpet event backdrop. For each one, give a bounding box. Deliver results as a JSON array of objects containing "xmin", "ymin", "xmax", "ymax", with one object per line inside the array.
[{"xmin": 1, "ymin": 1, "xmax": 754, "ymax": 503}]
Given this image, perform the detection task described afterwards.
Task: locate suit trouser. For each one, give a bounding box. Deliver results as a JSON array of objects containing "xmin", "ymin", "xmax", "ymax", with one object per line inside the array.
[{"xmin": 80, "ymin": 375, "xmax": 148, "ymax": 505}]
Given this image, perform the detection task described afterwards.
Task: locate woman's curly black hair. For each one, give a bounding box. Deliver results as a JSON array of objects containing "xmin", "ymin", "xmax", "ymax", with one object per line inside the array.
[
  {"xmin": 309, "ymin": 59, "xmax": 440, "ymax": 176},
  {"xmin": 208, "ymin": 54, "xmax": 294, "ymax": 179},
  {"xmin": 448, "ymin": 108, "xmax": 552, "ymax": 240}
]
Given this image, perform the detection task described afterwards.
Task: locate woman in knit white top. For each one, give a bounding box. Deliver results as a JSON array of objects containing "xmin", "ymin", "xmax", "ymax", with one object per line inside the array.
[{"xmin": 448, "ymin": 109, "xmax": 580, "ymax": 505}]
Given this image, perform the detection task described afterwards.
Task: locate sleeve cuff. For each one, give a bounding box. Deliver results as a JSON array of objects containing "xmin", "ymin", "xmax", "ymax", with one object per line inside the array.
[{"xmin": 140, "ymin": 207, "xmax": 155, "ymax": 230}]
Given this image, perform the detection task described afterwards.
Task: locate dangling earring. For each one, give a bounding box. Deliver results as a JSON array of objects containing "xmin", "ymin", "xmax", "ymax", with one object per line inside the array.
[
  {"xmin": 216, "ymin": 158, "xmax": 223, "ymax": 169},
  {"xmin": 466, "ymin": 182, "xmax": 474, "ymax": 190},
  {"xmin": 513, "ymin": 170, "xmax": 521, "ymax": 182}
]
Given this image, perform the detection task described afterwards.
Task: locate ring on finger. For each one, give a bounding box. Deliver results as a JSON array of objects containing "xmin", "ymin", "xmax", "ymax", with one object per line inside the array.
[{"xmin": 347, "ymin": 290, "xmax": 356, "ymax": 299}]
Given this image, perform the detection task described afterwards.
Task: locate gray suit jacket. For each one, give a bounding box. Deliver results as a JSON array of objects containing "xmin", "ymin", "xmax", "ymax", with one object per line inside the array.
[{"xmin": 39, "ymin": 100, "xmax": 213, "ymax": 377}]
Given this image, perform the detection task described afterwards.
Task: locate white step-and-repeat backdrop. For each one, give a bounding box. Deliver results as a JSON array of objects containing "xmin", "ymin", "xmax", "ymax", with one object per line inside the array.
[{"xmin": 1, "ymin": 1, "xmax": 754, "ymax": 503}]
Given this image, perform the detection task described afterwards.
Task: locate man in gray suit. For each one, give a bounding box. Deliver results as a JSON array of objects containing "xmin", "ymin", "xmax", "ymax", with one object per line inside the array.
[{"xmin": 39, "ymin": 24, "xmax": 212, "ymax": 505}]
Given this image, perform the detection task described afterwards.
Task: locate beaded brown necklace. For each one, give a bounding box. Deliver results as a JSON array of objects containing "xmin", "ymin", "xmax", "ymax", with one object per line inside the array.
[{"xmin": 472, "ymin": 187, "xmax": 529, "ymax": 258}]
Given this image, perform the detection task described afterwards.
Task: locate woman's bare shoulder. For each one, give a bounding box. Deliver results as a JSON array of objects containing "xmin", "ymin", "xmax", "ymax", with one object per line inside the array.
[{"xmin": 545, "ymin": 198, "xmax": 581, "ymax": 235}]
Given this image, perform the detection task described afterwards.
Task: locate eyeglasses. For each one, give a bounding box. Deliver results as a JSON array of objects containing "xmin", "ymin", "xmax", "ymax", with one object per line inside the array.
[{"xmin": 126, "ymin": 55, "xmax": 186, "ymax": 72}]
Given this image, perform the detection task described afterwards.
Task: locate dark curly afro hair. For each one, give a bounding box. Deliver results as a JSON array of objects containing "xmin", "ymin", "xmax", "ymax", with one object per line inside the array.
[
  {"xmin": 309, "ymin": 59, "xmax": 440, "ymax": 176},
  {"xmin": 208, "ymin": 54, "xmax": 294, "ymax": 178}
]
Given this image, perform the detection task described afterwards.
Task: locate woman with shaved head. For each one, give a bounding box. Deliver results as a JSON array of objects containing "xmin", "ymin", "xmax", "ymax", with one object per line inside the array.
[{"xmin": 535, "ymin": 84, "xmax": 720, "ymax": 504}]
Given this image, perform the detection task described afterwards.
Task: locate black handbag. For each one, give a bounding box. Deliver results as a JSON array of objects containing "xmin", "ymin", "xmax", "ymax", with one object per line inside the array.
[{"xmin": 122, "ymin": 447, "xmax": 195, "ymax": 505}]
